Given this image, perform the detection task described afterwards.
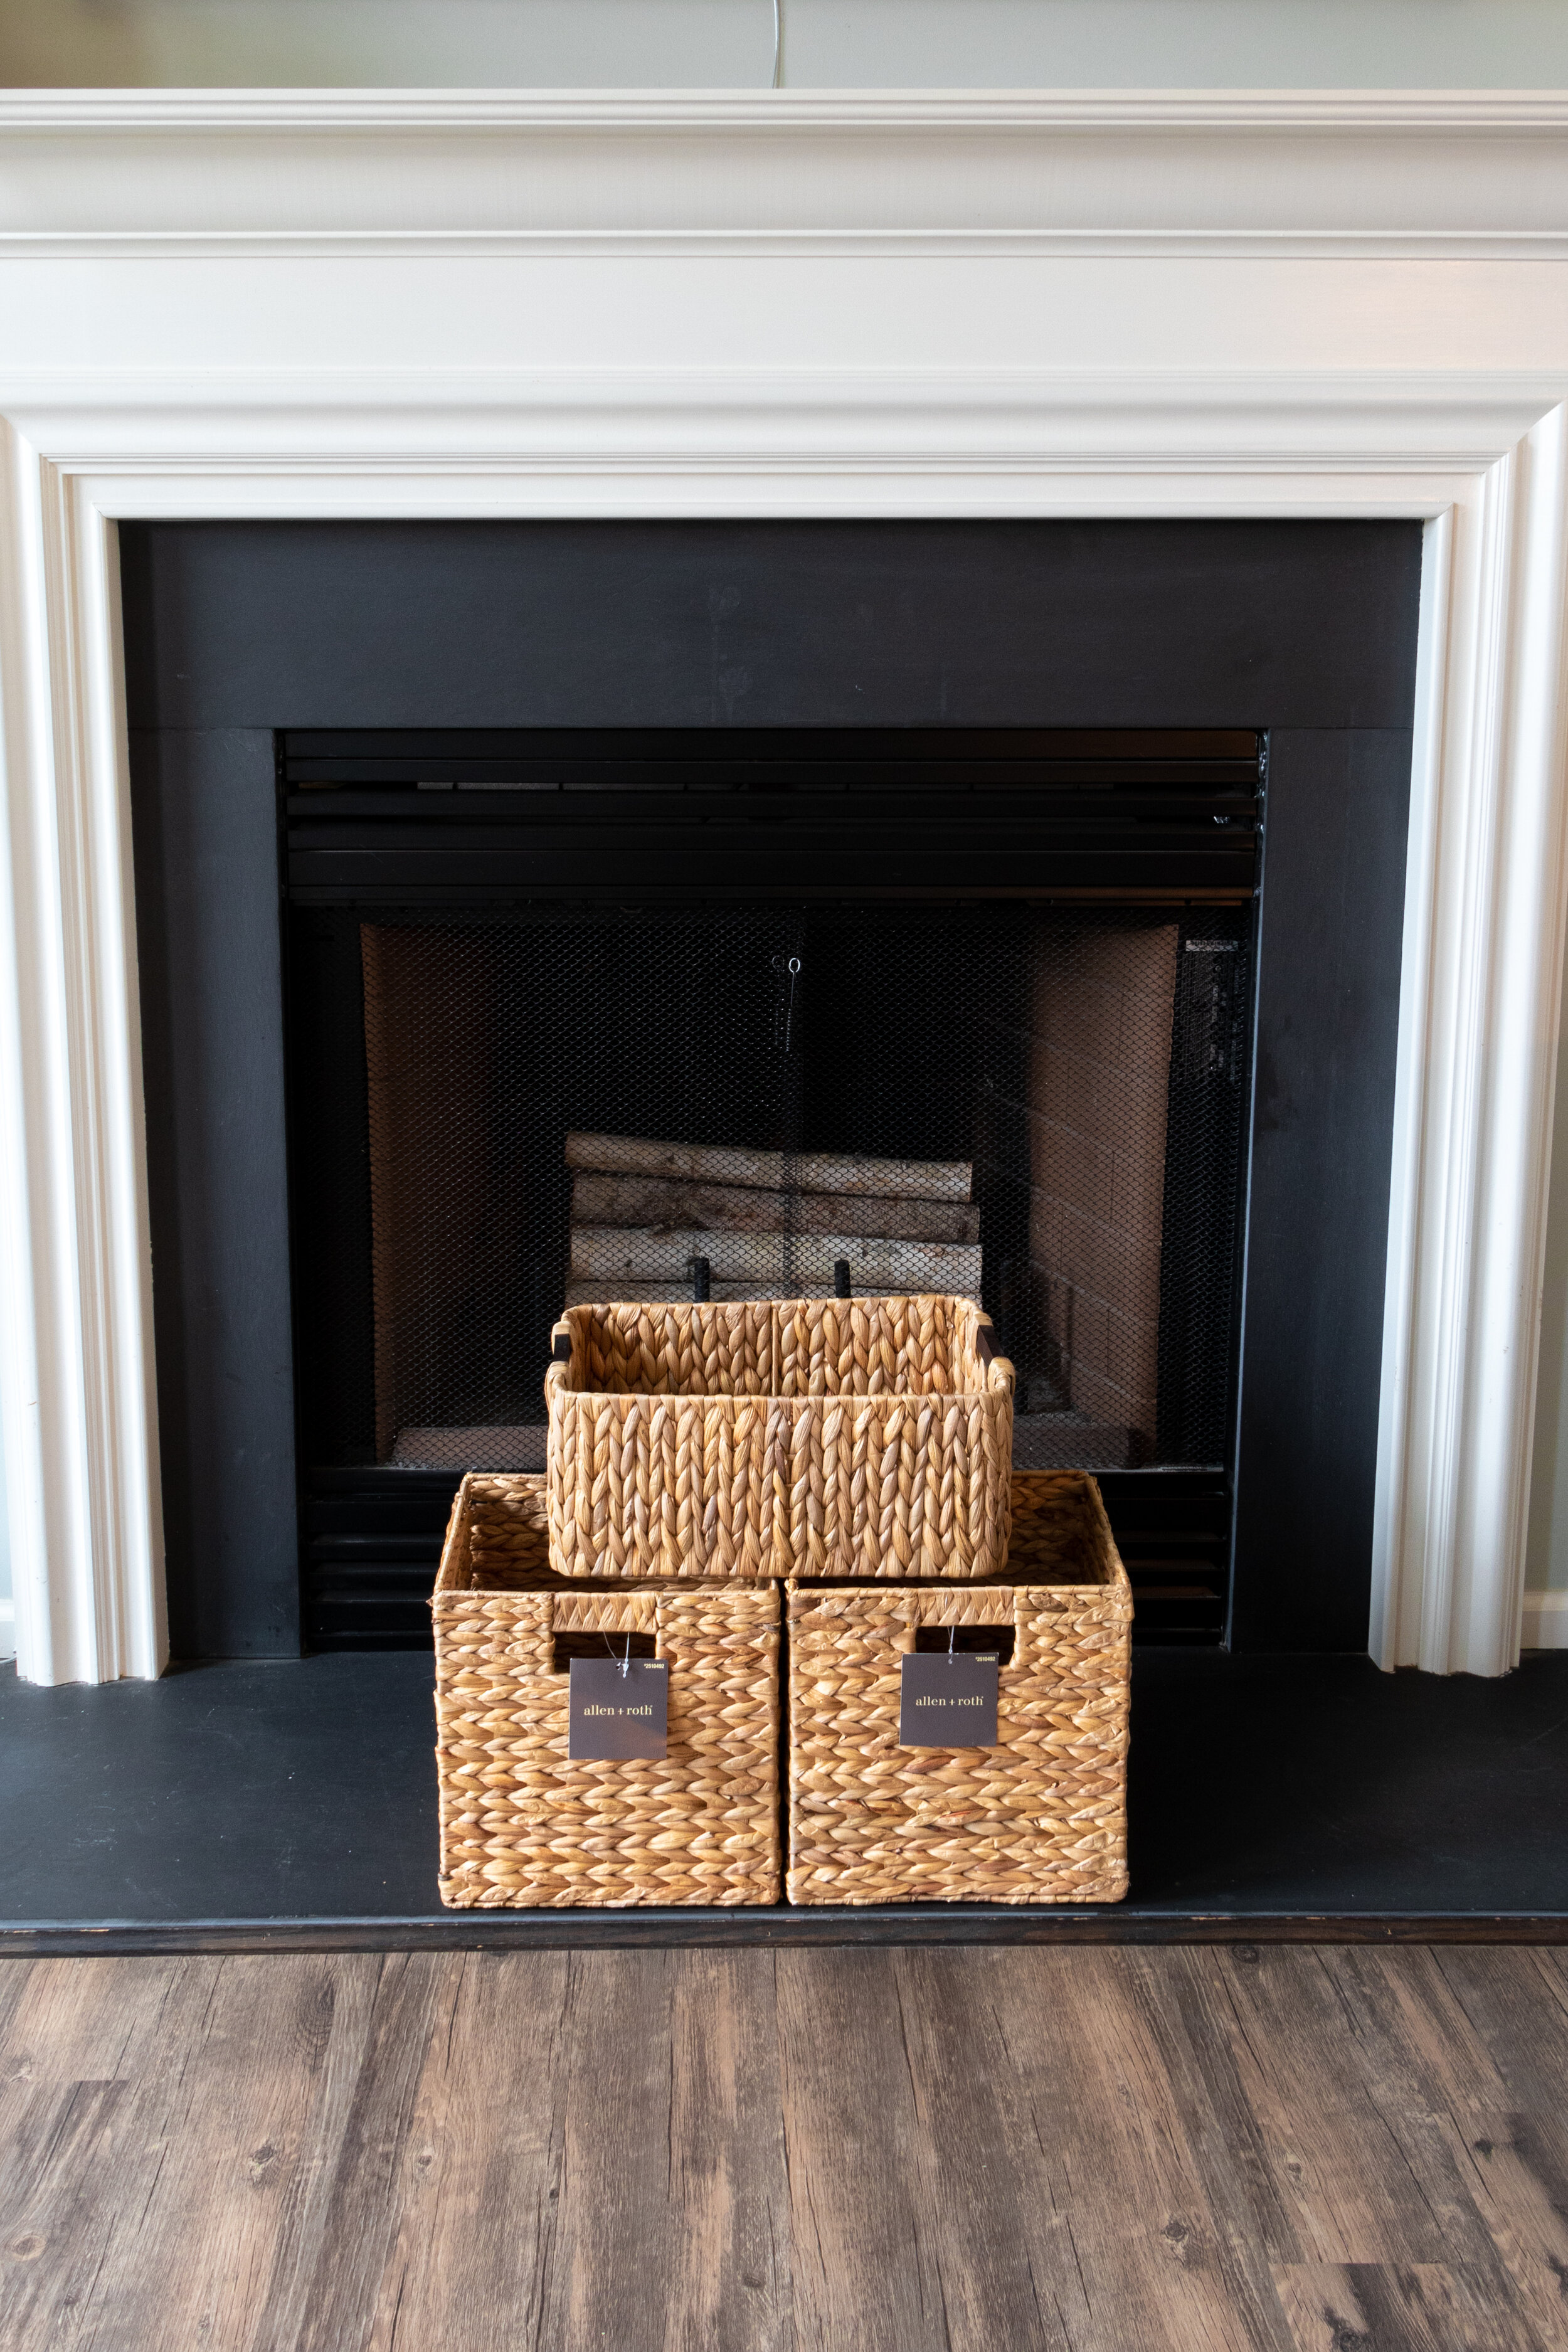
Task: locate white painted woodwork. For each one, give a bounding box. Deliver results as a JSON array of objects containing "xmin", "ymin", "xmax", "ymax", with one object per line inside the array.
[{"xmin": 0, "ymin": 92, "xmax": 1565, "ymax": 1678}]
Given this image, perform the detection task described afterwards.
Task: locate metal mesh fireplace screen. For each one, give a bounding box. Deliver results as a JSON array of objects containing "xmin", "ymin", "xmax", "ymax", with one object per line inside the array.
[{"xmin": 290, "ymin": 901, "xmax": 1251, "ymax": 1477}]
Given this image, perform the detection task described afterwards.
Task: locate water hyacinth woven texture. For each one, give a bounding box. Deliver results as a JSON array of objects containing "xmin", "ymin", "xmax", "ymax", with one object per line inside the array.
[
  {"xmin": 786, "ymin": 1471, "xmax": 1131, "ymax": 1905},
  {"xmin": 432, "ymin": 1475, "xmax": 781, "ymax": 1907},
  {"xmin": 545, "ymin": 1294, "xmax": 1015, "ymax": 1581}
]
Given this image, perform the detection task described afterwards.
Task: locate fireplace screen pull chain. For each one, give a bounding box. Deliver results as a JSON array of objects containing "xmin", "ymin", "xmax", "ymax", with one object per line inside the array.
[{"xmin": 772, "ymin": 953, "xmax": 802, "ymax": 1055}]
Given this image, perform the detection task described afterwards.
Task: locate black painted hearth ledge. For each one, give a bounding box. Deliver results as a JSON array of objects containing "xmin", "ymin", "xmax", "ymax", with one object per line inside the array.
[
  {"xmin": 4, "ymin": 1913, "xmax": 1567, "ymax": 1958},
  {"xmin": 4, "ymin": 1649, "xmax": 1567, "ymax": 1951}
]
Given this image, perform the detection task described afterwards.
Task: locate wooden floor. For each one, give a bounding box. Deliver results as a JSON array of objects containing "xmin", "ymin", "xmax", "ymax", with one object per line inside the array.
[{"xmin": 3, "ymin": 1947, "xmax": 1567, "ymax": 2349}]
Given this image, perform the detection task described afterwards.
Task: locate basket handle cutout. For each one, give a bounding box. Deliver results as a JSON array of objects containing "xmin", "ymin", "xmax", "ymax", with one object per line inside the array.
[
  {"xmin": 550, "ymin": 1628, "xmax": 657, "ymax": 1675},
  {"xmin": 913, "ymin": 1624, "xmax": 1015, "ymax": 1667}
]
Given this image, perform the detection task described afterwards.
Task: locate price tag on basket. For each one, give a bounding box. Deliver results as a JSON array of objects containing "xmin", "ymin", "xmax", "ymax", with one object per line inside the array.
[
  {"xmin": 898, "ymin": 1648, "xmax": 999, "ymax": 1747},
  {"xmin": 568, "ymin": 1656, "xmax": 669, "ymax": 1760}
]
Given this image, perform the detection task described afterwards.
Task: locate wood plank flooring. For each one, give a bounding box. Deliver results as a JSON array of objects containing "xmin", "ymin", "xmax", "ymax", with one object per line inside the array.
[{"xmin": 2, "ymin": 1946, "xmax": 1566, "ymax": 2349}]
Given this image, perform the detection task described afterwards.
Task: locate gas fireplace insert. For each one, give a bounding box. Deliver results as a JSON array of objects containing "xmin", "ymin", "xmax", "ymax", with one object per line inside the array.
[{"xmin": 283, "ymin": 726, "xmax": 1259, "ymax": 1649}]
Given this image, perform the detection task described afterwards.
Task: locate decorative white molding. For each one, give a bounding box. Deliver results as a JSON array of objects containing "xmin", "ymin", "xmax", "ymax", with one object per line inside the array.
[
  {"xmin": 3, "ymin": 90, "xmax": 1568, "ymax": 260},
  {"xmin": 1, "ymin": 369, "xmax": 1559, "ymax": 474},
  {"xmin": 0, "ymin": 436, "xmax": 163, "ymax": 1685},
  {"xmin": 1372, "ymin": 410, "xmax": 1568, "ymax": 1676},
  {"xmin": 10, "ymin": 92, "xmax": 1568, "ymax": 125},
  {"xmin": 1, "ymin": 95, "xmax": 1567, "ymax": 1680}
]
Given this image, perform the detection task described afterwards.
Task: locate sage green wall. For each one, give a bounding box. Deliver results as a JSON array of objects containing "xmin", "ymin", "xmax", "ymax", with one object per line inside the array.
[
  {"xmin": 1527, "ymin": 972, "xmax": 1568, "ymax": 1597},
  {"xmin": 0, "ymin": 1420, "xmax": 8, "ymax": 1655},
  {"xmin": 4, "ymin": 0, "xmax": 1568, "ymax": 92}
]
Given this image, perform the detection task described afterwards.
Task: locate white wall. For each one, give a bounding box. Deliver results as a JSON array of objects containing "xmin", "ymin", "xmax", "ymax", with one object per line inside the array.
[{"xmin": 5, "ymin": 1, "xmax": 1568, "ymax": 91}]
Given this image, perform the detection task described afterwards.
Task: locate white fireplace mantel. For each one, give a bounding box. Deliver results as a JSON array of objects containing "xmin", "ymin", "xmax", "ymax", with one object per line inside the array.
[{"xmin": 1, "ymin": 90, "xmax": 1567, "ymax": 1682}]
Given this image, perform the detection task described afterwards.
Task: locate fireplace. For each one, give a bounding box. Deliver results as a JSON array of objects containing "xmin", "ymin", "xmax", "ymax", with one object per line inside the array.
[
  {"xmin": 121, "ymin": 516, "xmax": 1418, "ymax": 1666},
  {"xmin": 1, "ymin": 95, "xmax": 1561, "ymax": 1703}
]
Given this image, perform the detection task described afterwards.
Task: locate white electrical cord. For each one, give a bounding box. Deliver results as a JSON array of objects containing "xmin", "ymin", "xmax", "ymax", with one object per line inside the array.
[{"xmin": 771, "ymin": 0, "xmax": 783, "ymax": 87}]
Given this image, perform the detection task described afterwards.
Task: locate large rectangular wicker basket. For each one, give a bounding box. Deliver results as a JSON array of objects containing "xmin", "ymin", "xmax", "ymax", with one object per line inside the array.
[
  {"xmin": 545, "ymin": 1293, "xmax": 1015, "ymax": 1581},
  {"xmin": 785, "ymin": 1470, "xmax": 1131, "ymax": 1906},
  {"xmin": 433, "ymin": 1473, "xmax": 781, "ymax": 1907}
]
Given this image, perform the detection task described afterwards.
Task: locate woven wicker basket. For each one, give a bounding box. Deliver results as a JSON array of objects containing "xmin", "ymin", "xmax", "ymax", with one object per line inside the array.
[
  {"xmin": 432, "ymin": 1473, "xmax": 781, "ymax": 1907},
  {"xmin": 785, "ymin": 1470, "xmax": 1131, "ymax": 1906},
  {"xmin": 545, "ymin": 1293, "xmax": 1015, "ymax": 1582}
]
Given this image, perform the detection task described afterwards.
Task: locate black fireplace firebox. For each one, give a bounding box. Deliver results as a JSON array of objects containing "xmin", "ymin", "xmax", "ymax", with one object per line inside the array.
[
  {"xmin": 122, "ymin": 517, "xmax": 1420, "ymax": 1666},
  {"xmin": 285, "ymin": 728, "xmax": 1259, "ymax": 1647}
]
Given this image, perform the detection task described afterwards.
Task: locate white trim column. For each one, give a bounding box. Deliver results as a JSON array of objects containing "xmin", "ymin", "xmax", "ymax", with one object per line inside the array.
[
  {"xmin": 0, "ymin": 435, "xmax": 163, "ymax": 1683},
  {"xmin": 1373, "ymin": 410, "xmax": 1568, "ymax": 1674}
]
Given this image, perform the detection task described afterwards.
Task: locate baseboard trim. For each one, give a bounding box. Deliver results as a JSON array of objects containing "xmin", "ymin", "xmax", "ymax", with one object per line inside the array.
[{"xmin": 1523, "ymin": 1592, "xmax": 1568, "ymax": 1649}]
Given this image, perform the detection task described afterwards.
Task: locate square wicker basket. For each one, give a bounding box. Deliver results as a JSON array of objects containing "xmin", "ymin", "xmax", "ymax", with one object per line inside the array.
[
  {"xmin": 545, "ymin": 1293, "xmax": 1015, "ymax": 1581},
  {"xmin": 432, "ymin": 1473, "xmax": 781, "ymax": 1907},
  {"xmin": 785, "ymin": 1470, "xmax": 1131, "ymax": 1906}
]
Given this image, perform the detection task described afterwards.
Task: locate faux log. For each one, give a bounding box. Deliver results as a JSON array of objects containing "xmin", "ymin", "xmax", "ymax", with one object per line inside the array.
[
  {"xmin": 564, "ymin": 1132, "xmax": 971, "ymax": 1202},
  {"xmin": 562, "ymin": 1279, "xmax": 855, "ymax": 1309},
  {"xmin": 568, "ymin": 1226, "xmax": 983, "ymax": 1294},
  {"xmin": 569, "ymin": 1170, "xmax": 981, "ymax": 1243}
]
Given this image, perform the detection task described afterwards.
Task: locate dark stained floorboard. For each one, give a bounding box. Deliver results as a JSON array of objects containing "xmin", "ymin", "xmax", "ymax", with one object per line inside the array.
[
  {"xmin": 370, "ymin": 1950, "xmax": 568, "ymax": 2348},
  {"xmin": 1, "ymin": 1947, "xmax": 1565, "ymax": 2349},
  {"xmin": 980, "ymin": 1946, "xmax": 1263, "ymax": 2351}
]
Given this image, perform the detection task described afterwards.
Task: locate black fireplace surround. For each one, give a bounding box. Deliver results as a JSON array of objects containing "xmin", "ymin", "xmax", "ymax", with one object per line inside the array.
[{"xmin": 122, "ymin": 519, "xmax": 1419, "ymax": 1663}]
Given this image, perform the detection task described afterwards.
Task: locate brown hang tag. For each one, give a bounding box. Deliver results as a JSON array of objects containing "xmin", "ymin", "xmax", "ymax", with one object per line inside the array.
[
  {"xmin": 568, "ymin": 1657, "xmax": 669, "ymax": 1761},
  {"xmin": 899, "ymin": 1650, "xmax": 999, "ymax": 1747}
]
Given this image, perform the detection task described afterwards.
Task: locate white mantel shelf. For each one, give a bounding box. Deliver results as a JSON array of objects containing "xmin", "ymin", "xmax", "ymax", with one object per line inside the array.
[
  {"xmin": 1, "ymin": 91, "xmax": 1567, "ymax": 1682},
  {"xmin": 1, "ymin": 90, "xmax": 1568, "ymax": 258}
]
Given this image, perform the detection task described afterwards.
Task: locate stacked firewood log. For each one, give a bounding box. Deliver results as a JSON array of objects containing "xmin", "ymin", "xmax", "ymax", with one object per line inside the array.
[{"xmin": 563, "ymin": 1132, "xmax": 980, "ymax": 1308}]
